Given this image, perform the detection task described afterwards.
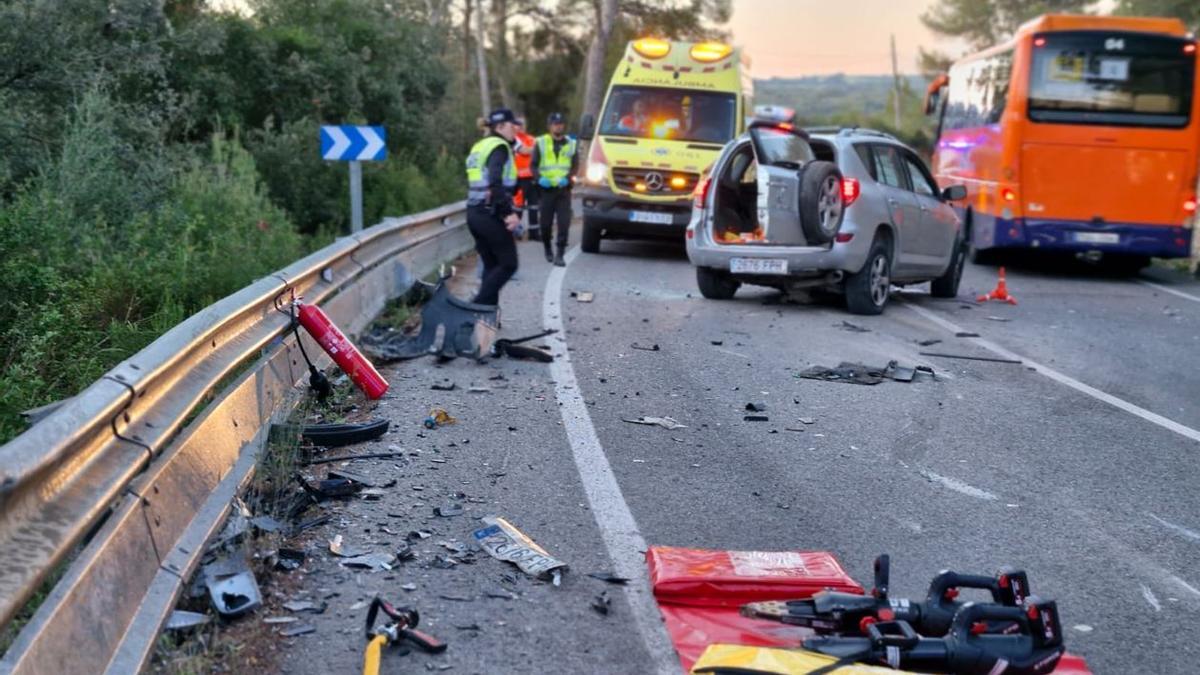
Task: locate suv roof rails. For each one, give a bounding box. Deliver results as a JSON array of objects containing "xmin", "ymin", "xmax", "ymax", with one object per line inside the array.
[{"xmin": 803, "ymin": 126, "xmax": 899, "ymax": 142}]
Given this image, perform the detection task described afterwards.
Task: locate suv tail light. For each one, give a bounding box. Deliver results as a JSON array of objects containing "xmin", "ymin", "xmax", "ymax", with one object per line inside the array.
[
  {"xmin": 841, "ymin": 177, "xmax": 860, "ymax": 206},
  {"xmin": 693, "ymin": 175, "xmax": 712, "ymax": 209}
]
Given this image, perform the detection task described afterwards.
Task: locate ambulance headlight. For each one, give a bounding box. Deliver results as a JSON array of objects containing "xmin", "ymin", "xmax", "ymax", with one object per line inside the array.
[{"xmin": 586, "ymin": 162, "xmax": 608, "ymax": 184}]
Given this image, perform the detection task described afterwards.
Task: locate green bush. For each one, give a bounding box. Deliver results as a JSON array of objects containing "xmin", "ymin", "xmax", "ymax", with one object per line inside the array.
[{"xmin": 0, "ymin": 93, "xmax": 309, "ymax": 443}]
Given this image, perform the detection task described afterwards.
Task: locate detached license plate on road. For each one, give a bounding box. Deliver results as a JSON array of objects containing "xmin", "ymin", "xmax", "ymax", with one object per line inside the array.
[
  {"xmin": 1072, "ymin": 231, "xmax": 1120, "ymax": 245},
  {"xmin": 629, "ymin": 210, "xmax": 674, "ymax": 225},
  {"xmin": 730, "ymin": 258, "xmax": 788, "ymax": 275}
]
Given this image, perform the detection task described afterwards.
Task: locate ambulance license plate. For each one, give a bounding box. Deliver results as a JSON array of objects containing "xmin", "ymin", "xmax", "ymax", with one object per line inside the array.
[
  {"xmin": 1072, "ymin": 231, "xmax": 1120, "ymax": 245},
  {"xmin": 731, "ymin": 258, "xmax": 788, "ymax": 275},
  {"xmin": 629, "ymin": 210, "xmax": 674, "ymax": 225}
]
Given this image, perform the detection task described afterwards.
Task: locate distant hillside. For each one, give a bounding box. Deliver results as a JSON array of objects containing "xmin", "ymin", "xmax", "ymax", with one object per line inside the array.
[{"xmin": 755, "ymin": 74, "xmax": 930, "ymax": 123}]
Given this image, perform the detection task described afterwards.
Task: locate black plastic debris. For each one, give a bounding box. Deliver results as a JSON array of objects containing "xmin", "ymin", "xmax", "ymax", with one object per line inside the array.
[
  {"xmin": 288, "ymin": 419, "xmax": 390, "ymax": 448},
  {"xmin": 711, "ymin": 340, "xmax": 724, "ymax": 346},
  {"xmin": 431, "ymin": 381, "xmax": 457, "ymax": 391},
  {"xmin": 297, "ymin": 474, "xmax": 361, "ymax": 501},
  {"xmin": 361, "ymin": 278, "xmax": 498, "ymax": 362},
  {"xmin": 586, "ymin": 573, "xmax": 630, "ymax": 585},
  {"xmin": 280, "ymin": 624, "xmax": 316, "ymax": 638},
  {"xmin": 591, "ymin": 590, "xmax": 611, "ymax": 615},
  {"xmin": 396, "ymin": 542, "xmax": 415, "ymax": 561},
  {"xmin": 917, "ymin": 338, "xmax": 942, "ymax": 347},
  {"xmin": 745, "ymin": 402, "xmax": 767, "ymax": 412},
  {"xmin": 955, "ymin": 331, "xmax": 981, "ymax": 338},
  {"xmin": 327, "ymin": 468, "xmax": 381, "ymax": 488},
  {"xmin": 491, "ymin": 329, "xmax": 558, "ymax": 362},
  {"xmin": 743, "ymin": 415, "xmax": 770, "ymax": 422},
  {"xmin": 275, "ymin": 548, "xmax": 306, "ymax": 571},
  {"xmin": 434, "ymin": 503, "xmax": 464, "ymax": 517},
  {"xmin": 631, "ymin": 343, "xmax": 661, "ymax": 352},
  {"xmin": 838, "ymin": 321, "xmax": 871, "ymax": 333},
  {"xmin": 919, "ymin": 351, "xmax": 1022, "ymax": 364}
]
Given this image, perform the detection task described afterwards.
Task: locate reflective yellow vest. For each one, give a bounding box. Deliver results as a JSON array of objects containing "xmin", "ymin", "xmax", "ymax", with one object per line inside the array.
[
  {"xmin": 465, "ymin": 135, "xmax": 516, "ymax": 205},
  {"xmin": 536, "ymin": 134, "xmax": 577, "ymax": 184}
]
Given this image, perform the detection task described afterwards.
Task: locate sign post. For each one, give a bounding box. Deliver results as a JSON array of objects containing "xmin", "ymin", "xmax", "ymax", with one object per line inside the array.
[{"xmin": 320, "ymin": 125, "xmax": 387, "ymax": 233}]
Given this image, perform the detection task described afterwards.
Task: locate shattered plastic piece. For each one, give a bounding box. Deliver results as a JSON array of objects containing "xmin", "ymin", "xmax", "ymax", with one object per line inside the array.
[
  {"xmin": 282, "ymin": 600, "xmax": 326, "ymax": 613},
  {"xmin": 622, "ymin": 416, "xmax": 686, "ymax": 430},
  {"xmin": 797, "ymin": 363, "xmax": 887, "ymax": 386},
  {"xmin": 434, "ymin": 503, "xmax": 464, "ymax": 517},
  {"xmin": 986, "ymin": 316, "xmax": 1011, "ymax": 322},
  {"xmin": 473, "ymin": 516, "xmax": 568, "ymax": 581},
  {"xmin": 204, "ymin": 557, "xmax": 262, "ymax": 618},
  {"xmin": 743, "ymin": 415, "xmax": 769, "ymax": 422},
  {"xmin": 401, "ymin": 583, "xmax": 418, "ymax": 591},
  {"xmin": 329, "ymin": 535, "xmax": 368, "ymax": 558},
  {"xmin": 631, "ymin": 343, "xmax": 661, "ymax": 351},
  {"xmin": 917, "ymin": 338, "xmax": 942, "ymax": 347},
  {"xmin": 798, "ymin": 417, "xmax": 816, "ymax": 425},
  {"xmin": 431, "ymin": 555, "xmax": 458, "ymax": 569},
  {"xmin": 361, "ymin": 279, "xmax": 498, "ymax": 362},
  {"xmin": 286, "ymin": 419, "xmax": 390, "ymax": 448},
  {"xmin": 297, "ymin": 475, "xmax": 361, "ymax": 501},
  {"xmin": 396, "ymin": 542, "xmax": 415, "ymax": 561},
  {"xmin": 439, "ymin": 594, "xmax": 473, "ymax": 602},
  {"xmin": 166, "ymin": 610, "xmax": 211, "ymax": 631},
  {"xmin": 263, "ymin": 616, "xmax": 298, "ymax": 624},
  {"xmin": 838, "ymin": 321, "xmax": 871, "ymax": 333},
  {"xmin": 431, "ymin": 381, "xmax": 457, "ymax": 391},
  {"xmin": 591, "ymin": 590, "xmax": 611, "ymax": 615},
  {"xmin": 340, "ymin": 552, "xmax": 396, "ymax": 571},
  {"xmin": 250, "ymin": 516, "xmax": 282, "ymax": 533},
  {"xmin": 423, "ymin": 408, "xmax": 456, "ymax": 429},
  {"xmin": 955, "ymin": 331, "xmax": 981, "ymax": 338},
  {"xmin": 572, "ymin": 291, "xmax": 595, "ymax": 303},
  {"xmin": 328, "ymin": 468, "xmax": 380, "ymax": 488},
  {"xmin": 280, "ymin": 624, "xmax": 316, "ymax": 637},
  {"xmin": 468, "ymin": 386, "xmax": 491, "ymax": 393},
  {"xmin": 586, "ymin": 573, "xmax": 630, "ymax": 585},
  {"xmin": 711, "ymin": 340, "xmax": 724, "ymax": 346},
  {"xmin": 408, "ymin": 530, "xmax": 433, "ymax": 541},
  {"xmin": 745, "ymin": 403, "xmax": 767, "ymax": 412}
]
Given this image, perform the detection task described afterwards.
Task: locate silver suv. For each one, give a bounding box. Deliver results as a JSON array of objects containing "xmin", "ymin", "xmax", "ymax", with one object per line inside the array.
[{"xmin": 686, "ymin": 123, "xmax": 968, "ymax": 314}]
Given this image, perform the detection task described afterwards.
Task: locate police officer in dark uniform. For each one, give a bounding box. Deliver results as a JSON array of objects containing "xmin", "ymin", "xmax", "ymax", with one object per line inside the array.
[{"xmin": 465, "ymin": 108, "xmax": 521, "ymax": 306}]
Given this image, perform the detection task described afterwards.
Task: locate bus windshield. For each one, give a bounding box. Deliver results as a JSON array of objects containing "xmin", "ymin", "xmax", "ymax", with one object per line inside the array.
[
  {"xmin": 599, "ymin": 86, "xmax": 737, "ymax": 144},
  {"xmin": 1028, "ymin": 31, "xmax": 1195, "ymax": 128}
]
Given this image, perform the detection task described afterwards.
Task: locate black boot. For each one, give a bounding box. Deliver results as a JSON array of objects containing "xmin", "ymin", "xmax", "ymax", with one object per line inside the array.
[{"xmin": 553, "ymin": 246, "xmax": 566, "ymax": 267}]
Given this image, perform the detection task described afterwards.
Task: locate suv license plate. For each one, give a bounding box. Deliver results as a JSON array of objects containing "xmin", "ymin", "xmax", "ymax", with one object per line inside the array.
[
  {"xmin": 730, "ymin": 258, "xmax": 788, "ymax": 275},
  {"xmin": 1073, "ymin": 231, "xmax": 1119, "ymax": 245},
  {"xmin": 629, "ymin": 210, "xmax": 674, "ymax": 224}
]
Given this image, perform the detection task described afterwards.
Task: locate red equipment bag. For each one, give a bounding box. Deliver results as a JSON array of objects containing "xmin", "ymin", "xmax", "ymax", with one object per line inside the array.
[{"xmin": 645, "ymin": 546, "xmax": 1093, "ymax": 674}]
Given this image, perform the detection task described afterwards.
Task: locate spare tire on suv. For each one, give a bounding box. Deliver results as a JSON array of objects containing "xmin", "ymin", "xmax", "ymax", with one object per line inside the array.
[{"xmin": 798, "ymin": 161, "xmax": 844, "ymax": 245}]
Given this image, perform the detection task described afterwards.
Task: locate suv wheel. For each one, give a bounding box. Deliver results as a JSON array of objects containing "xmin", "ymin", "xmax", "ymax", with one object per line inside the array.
[
  {"xmin": 581, "ymin": 217, "xmax": 602, "ymax": 253},
  {"xmin": 845, "ymin": 236, "xmax": 891, "ymax": 315},
  {"xmin": 930, "ymin": 238, "xmax": 967, "ymax": 298},
  {"xmin": 799, "ymin": 162, "xmax": 844, "ymax": 244},
  {"xmin": 697, "ymin": 267, "xmax": 740, "ymax": 300}
]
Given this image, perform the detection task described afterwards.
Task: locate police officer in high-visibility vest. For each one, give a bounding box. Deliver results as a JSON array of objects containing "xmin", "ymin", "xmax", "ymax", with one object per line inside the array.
[
  {"xmin": 531, "ymin": 112, "xmax": 579, "ymax": 267},
  {"xmin": 465, "ymin": 108, "xmax": 521, "ymax": 306}
]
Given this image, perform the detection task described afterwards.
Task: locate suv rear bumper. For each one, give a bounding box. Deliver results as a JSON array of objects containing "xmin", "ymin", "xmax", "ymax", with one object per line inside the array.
[
  {"xmin": 973, "ymin": 215, "xmax": 1192, "ymax": 258},
  {"xmin": 579, "ymin": 185, "xmax": 691, "ymax": 238},
  {"xmin": 686, "ymin": 212, "xmax": 872, "ymax": 276}
]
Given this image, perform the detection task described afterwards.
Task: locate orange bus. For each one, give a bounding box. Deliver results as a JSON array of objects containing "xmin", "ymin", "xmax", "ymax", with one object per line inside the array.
[{"xmin": 925, "ymin": 14, "xmax": 1200, "ymax": 267}]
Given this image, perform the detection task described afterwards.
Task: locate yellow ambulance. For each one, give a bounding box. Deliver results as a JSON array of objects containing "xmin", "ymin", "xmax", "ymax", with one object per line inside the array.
[{"xmin": 578, "ymin": 39, "xmax": 752, "ymax": 253}]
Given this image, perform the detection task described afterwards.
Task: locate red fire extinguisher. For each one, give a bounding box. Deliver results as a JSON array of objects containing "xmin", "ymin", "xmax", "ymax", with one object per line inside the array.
[{"xmin": 295, "ymin": 301, "xmax": 389, "ymax": 400}]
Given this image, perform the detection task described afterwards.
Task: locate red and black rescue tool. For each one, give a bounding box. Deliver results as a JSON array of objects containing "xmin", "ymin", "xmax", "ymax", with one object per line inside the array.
[
  {"xmin": 364, "ymin": 597, "xmax": 447, "ymax": 653},
  {"xmin": 741, "ymin": 554, "xmax": 1031, "ymax": 637},
  {"xmin": 802, "ymin": 597, "xmax": 1065, "ymax": 675}
]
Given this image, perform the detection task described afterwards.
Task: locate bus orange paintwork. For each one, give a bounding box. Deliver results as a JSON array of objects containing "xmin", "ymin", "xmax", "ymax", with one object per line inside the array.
[{"xmin": 925, "ymin": 14, "xmax": 1200, "ymax": 262}]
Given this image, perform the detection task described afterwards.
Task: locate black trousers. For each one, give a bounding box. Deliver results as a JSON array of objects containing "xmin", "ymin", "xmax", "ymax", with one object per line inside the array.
[
  {"xmin": 517, "ymin": 177, "xmax": 539, "ymax": 227},
  {"xmin": 467, "ymin": 206, "xmax": 518, "ymax": 306},
  {"xmin": 539, "ymin": 187, "xmax": 572, "ymax": 250}
]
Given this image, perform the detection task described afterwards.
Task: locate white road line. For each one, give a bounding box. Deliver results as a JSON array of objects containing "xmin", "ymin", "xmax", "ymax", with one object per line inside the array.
[
  {"xmin": 1137, "ymin": 279, "xmax": 1200, "ymax": 304},
  {"xmin": 919, "ymin": 469, "xmax": 999, "ymax": 501},
  {"xmin": 1172, "ymin": 575, "xmax": 1200, "ymax": 598},
  {"xmin": 1141, "ymin": 584, "xmax": 1162, "ymax": 612},
  {"xmin": 901, "ymin": 300, "xmax": 1200, "ymax": 444},
  {"xmin": 543, "ymin": 247, "xmax": 680, "ymax": 674},
  {"xmin": 1149, "ymin": 512, "xmax": 1200, "ymax": 543}
]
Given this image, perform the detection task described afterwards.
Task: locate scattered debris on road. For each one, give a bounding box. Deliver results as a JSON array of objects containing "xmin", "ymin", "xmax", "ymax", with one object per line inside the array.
[
  {"xmin": 798, "ymin": 361, "xmax": 933, "ymax": 385},
  {"xmin": 631, "ymin": 342, "xmax": 661, "ymax": 351},
  {"xmin": 297, "ymin": 474, "xmax": 362, "ymax": 501},
  {"xmin": 623, "ymin": 416, "xmax": 687, "ymax": 430},
  {"xmin": 491, "ymin": 329, "xmax": 558, "ymax": 362},
  {"xmin": 473, "ymin": 516, "xmax": 568, "ymax": 583},
  {"xmin": 745, "ymin": 402, "xmax": 767, "ymax": 412},
  {"xmin": 434, "ymin": 503, "xmax": 464, "ymax": 517},
  {"xmin": 917, "ymin": 338, "xmax": 942, "ymax": 347},
  {"xmin": 276, "ymin": 419, "xmax": 391, "ymax": 447},
  {"xmin": 587, "ymin": 572, "xmax": 630, "ymax": 585},
  {"xmin": 919, "ymin": 352, "xmax": 1023, "ymax": 364},
  {"xmin": 361, "ymin": 277, "xmax": 498, "ymax": 362},
  {"xmin": 955, "ymin": 331, "xmax": 981, "ymax": 338},
  {"xmin": 837, "ymin": 321, "xmax": 871, "ymax": 333},
  {"xmin": 571, "ymin": 291, "xmax": 595, "ymax": 302},
  {"xmin": 591, "ymin": 590, "xmax": 612, "ymax": 615},
  {"xmin": 280, "ymin": 623, "xmax": 316, "ymax": 638},
  {"xmin": 431, "ymin": 380, "xmax": 457, "ymax": 391},
  {"xmin": 423, "ymin": 408, "xmax": 456, "ymax": 429},
  {"xmin": 165, "ymin": 610, "xmax": 211, "ymax": 631},
  {"xmin": 986, "ymin": 316, "xmax": 1012, "ymax": 322},
  {"xmin": 303, "ymin": 451, "xmax": 405, "ymax": 466},
  {"xmin": 203, "ymin": 555, "xmax": 262, "ymax": 618}
]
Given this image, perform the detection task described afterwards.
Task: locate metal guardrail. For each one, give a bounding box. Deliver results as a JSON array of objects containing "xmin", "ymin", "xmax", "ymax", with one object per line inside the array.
[{"xmin": 0, "ymin": 201, "xmax": 472, "ymax": 673}]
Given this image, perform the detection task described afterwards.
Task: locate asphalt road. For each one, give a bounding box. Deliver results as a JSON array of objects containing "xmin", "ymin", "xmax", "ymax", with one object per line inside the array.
[{"xmin": 276, "ymin": 230, "xmax": 1200, "ymax": 674}]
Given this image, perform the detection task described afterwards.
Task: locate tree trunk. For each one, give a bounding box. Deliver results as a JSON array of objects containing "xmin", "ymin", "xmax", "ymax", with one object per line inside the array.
[
  {"xmin": 582, "ymin": 0, "xmax": 616, "ymax": 121},
  {"xmin": 493, "ymin": 0, "xmax": 514, "ymax": 111},
  {"xmin": 473, "ymin": 0, "xmax": 491, "ymax": 116}
]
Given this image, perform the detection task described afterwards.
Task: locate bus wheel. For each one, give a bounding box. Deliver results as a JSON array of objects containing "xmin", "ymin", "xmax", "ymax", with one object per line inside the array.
[{"xmin": 581, "ymin": 217, "xmax": 602, "ymax": 253}]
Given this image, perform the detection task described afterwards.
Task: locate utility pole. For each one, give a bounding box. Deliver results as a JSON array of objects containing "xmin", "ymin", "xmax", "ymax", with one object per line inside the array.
[
  {"xmin": 473, "ymin": 0, "xmax": 491, "ymax": 116},
  {"xmin": 890, "ymin": 34, "xmax": 901, "ymax": 130}
]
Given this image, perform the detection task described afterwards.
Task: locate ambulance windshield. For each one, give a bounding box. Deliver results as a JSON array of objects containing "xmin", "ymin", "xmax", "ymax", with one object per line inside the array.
[{"xmin": 599, "ymin": 86, "xmax": 737, "ymax": 144}]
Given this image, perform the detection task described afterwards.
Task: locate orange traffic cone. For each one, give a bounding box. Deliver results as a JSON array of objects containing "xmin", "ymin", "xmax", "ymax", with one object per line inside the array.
[{"xmin": 977, "ymin": 267, "xmax": 1017, "ymax": 305}]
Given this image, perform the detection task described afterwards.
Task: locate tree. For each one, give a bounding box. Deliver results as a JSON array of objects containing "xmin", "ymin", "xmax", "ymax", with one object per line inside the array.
[
  {"xmin": 582, "ymin": 0, "xmax": 618, "ymax": 121},
  {"xmin": 1115, "ymin": 0, "xmax": 1200, "ymax": 30},
  {"xmin": 918, "ymin": 0, "xmax": 1097, "ymax": 75}
]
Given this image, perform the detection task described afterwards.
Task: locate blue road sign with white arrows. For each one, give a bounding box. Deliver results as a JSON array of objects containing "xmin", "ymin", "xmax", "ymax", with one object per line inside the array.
[{"xmin": 320, "ymin": 125, "xmax": 387, "ymax": 161}]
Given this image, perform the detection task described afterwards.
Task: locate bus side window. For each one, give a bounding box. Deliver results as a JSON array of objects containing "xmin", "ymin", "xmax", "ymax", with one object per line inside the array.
[{"xmin": 987, "ymin": 51, "xmax": 1014, "ymax": 124}]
